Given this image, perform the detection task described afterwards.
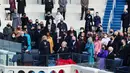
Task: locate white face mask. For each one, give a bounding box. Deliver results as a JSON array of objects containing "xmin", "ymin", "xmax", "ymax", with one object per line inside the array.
[
  {"xmin": 48, "ymin": 27, "xmax": 51, "ymax": 30},
  {"xmin": 56, "ymin": 29, "xmax": 60, "ymax": 33},
  {"xmin": 12, "ymin": 34, "xmax": 15, "ymax": 38},
  {"xmin": 104, "ymin": 35, "xmax": 107, "ymax": 38},
  {"xmin": 57, "ymin": 12, "xmax": 60, "ymax": 15},
  {"xmin": 96, "ymin": 14, "xmax": 99, "ymax": 16},
  {"xmin": 80, "ymin": 30, "xmax": 84, "ymax": 32},
  {"xmin": 21, "ymin": 34, "xmax": 24, "ymax": 37},
  {"xmin": 70, "ymin": 29, "xmax": 73, "ymax": 31}
]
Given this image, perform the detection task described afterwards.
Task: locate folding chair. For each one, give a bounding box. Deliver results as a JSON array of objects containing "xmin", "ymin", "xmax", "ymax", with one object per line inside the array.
[{"xmin": 5, "ymin": 8, "xmax": 11, "ymax": 20}]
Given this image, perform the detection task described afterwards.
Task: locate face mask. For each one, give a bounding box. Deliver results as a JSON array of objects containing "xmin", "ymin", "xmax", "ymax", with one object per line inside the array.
[
  {"xmin": 48, "ymin": 26, "xmax": 51, "ymax": 30},
  {"xmin": 61, "ymin": 20, "xmax": 63, "ymax": 23},
  {"xmin": 24, "ymin": 28, "xmax": 27, "ymax": 29},
  {"xmin": 104, "ymin": 35, "xmax": 107, "ymax": 38},
  {"xmin": 57, "ymin": 12, "xmax": 60, "ymax": 15},
  {"xmin": 49, "ymin": 21, "xmax": 52, "ymax": 24},
  {"xmin": 121, "ymin": 42, "xmax": 123, "ymax": 46},
  {"xmin": 80, "ymin": 36, "xmax": 84, "ymax": 39},
  {"xmin": 72, "ymin": 40, "xmax": 75, "ymax": 42},
  {"xmin": 95, "ymin": 37, "xmax": 98, "ymax": 41},
  {"xmin": 38, "ymin": 29, "xmax": 41, "ymax": 31},
  {"xmin": 21, "ymin": 34, "xmax": 24, "ymax": 37},
  {"xmin": 7, "ymin": 24, "xmax": 10, "ymax": 27},
  {"xmin": 56, "ymin": 29, "xmax": 59, "ymax": 33},
  {"xmin": 110, "ymin": 31, "xmax": 113, "ymax": 33},
  {"xmin": 102, "ymin": 46, "xmax": 105, "ymax": 49},
  {"xmin": 70, "ymin": 29, "xmax": 73, "ymax": 31},
  {"xmin": 80, "ymin": 30, "xmax": 84, "ymax": 32},
  {"xmin": 12, "ymin": 34, "xmax": 15, "ymax": 38}
]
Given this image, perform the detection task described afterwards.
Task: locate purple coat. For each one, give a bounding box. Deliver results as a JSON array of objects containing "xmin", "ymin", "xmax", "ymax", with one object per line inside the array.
[
  {"xmin": 97, "ymin": 49, "xmax": 108, "ymax": 58},
  {"xmin": 97, "ymin": 49, "xmax": 109, "ymax": 70}
]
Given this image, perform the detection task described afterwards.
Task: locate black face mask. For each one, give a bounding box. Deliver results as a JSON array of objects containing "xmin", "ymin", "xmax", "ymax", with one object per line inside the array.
[
  {"xmin": 7, "ymin": 25, "xmax": 10, "ymax": 27},
  {"xmin": 110, "ymin": 31, "xmax": 113, "ymax": 33},
  {"xmin": 61, "ymin": 21, "xmax": 63, "ymax": 23},
  {"xmin": 38, "ymin": 29, "xmax": 41, "ymax": 31},
  {"xmin": 110, "ymin": 38, "xmax": 113, "ymax": 40},
  {"xmin": 121, "ymin": 42, "xmax": 123, "ymax": 46},
  {"xmin": 24, "ymin": 28, "xmax": 27, "ymax": 30},
  {"xmin": 72, "ymin": 40, "xmax": 75, "ymax": 42}
]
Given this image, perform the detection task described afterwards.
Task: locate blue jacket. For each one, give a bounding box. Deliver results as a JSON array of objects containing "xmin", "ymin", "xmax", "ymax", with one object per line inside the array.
[{"xmin": 24, "ymin": 33, "xmax": 31, "ymax": 51}]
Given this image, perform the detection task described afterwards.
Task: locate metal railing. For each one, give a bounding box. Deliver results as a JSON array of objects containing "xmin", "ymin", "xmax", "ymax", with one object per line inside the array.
[
  {"xmin": 0, "ymin": 39, "xmax": 22, "ymax": 53},
  {"xmin": 107, "ymin": 0, "xmax": 116, "ymax": 33},
  {"xmin": 0, "ymin": 52, "xmax": 124, "ymax": 72}
]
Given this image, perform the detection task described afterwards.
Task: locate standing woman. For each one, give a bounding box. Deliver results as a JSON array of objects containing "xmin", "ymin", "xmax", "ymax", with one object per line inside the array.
[
  {"xmin": 85, "ymin": 10, "xmax": 93, "ymax": 33},
  {"xmin": 17, "ymin": 0, "xmax": 26, "ymax": 15},
  {"xmin": 55, "ymin": 11, "xmax": 63, "ymax": 25},
  {"xmin": 47, "ymin": 32, "xmax": 54, "ymax": 54},
  {"xmin": 9, "ymin": 0, "xmax": 16, "ymax": 13},
  {"xmin": 45, "ymin": 0, "xmax": 54, "ymax": 14},
  {"xmin": 9, "ymin": 0, "xmax": 16, "ymax": 20},
  {"xmin": 85, "ymin": 37, "xmax": 94, "ymax": 65},
  {"xmin": 39, "ymin": 35, "xmax": 50, "ymax": 66},
  {"xmin": 12, "ymin": 9, "xmax": 22, "ymax": 29},
  {"xmin": 58, "ymin": 0, "xmax": 67, "ymax": 20},
  {"xmin": 94, "ymin": 36, "xmax": 102, "ymax": 58}
]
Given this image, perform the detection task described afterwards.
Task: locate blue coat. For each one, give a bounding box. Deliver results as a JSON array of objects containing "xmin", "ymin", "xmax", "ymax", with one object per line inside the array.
[
  {"xmin": 85, "ymin": 42, "xmax": 94, "ymax": 65},
  {"xmin": 24, "ymin": 33, "xmax": 31, "ymax": 51}
]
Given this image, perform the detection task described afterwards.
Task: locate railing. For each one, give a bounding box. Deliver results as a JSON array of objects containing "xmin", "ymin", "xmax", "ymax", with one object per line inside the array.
[
  {"xmin": 107, "ymin": 0, "xmax": 116, "ymax": 33},
  {"xmin": 0, "ymin": 39, "xmax": 22, "ymax": 53},
  {"xmin": 0, "ymin": 53, "xmax": 90, "ymax": 66},
  {"xmin": 0, "ymin": 52, "xmax": 123, "ymax": 72}
]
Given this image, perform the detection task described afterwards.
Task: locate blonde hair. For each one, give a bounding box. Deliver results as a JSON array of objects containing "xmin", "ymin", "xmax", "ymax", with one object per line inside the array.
[
  {"xmin": 41, "ymin": 35, "xmax": 47, "ymax": 42},
  {"xmin": 61, "ymin": 41, "xmax": 67, "ymax": 47},
  {"xmin": 88, "ymin": 37, "xmax": 93, "ymax": 43},
  {"xmin": 128, "ymin": 27, "xmax": 130, "ymax": 34},
  {"xmin": 108, "ymin": 47, "xmax": 113, "ymax": 52}
]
